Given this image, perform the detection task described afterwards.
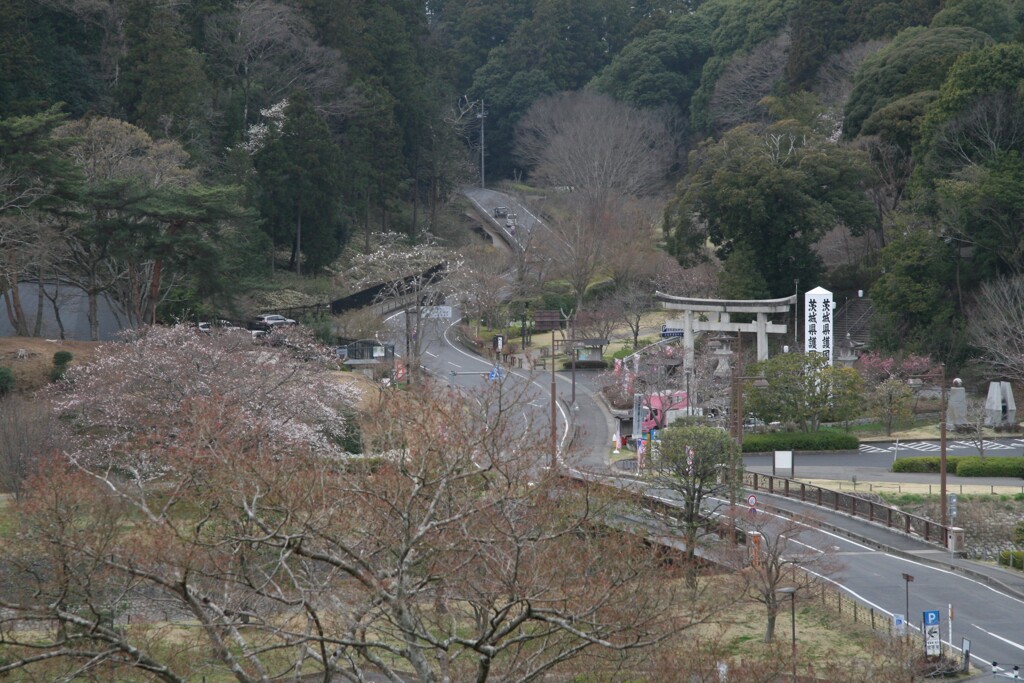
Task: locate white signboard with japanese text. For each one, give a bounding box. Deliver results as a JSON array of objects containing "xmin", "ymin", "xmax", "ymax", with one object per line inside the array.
[{"xmin": 804, "ymin": 287, "xmax": 834, "ymax": 365}]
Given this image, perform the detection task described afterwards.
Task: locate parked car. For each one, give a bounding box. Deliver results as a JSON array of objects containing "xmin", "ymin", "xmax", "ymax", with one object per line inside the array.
[
  {"xmin": 198, "ymin": 319, "xmax": 243, "ymax": 333},
  {"xmin": 493, "ymin": 206, "xmax": 509, "ymax": 218},
  {"xmin": 249, "ymin": 313, "xmax": 297, "ymax": 330}
]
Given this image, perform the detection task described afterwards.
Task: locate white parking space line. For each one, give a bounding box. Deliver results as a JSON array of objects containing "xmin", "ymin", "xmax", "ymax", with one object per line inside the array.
[
  {"xmin": 859, "ymin": 444, "xmax": 890, "ymax": 453},
  {"xmin": 897, "ymin": 441, "xmax": 941, "ymax": 451}
]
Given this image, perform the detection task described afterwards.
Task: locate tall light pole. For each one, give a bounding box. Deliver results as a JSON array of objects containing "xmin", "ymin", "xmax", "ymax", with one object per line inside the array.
[{"xmin": 777, "ymin": 587, "xmax": 797, "ymax": 681}]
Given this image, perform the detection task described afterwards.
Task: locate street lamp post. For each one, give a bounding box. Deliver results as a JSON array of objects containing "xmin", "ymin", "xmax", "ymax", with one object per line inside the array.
[
  {"xmin": 777, "ymin": 587, "xmax": 797, "ymax": 682},
  {"xmin": 902, "ymin": 572, "xmax": 914, "ymax": 640}
]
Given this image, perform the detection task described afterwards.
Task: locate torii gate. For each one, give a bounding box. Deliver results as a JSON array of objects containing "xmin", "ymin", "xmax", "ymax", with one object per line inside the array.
[{"xmin": 656, "ymin": 292, "xmax": 797, "ymax": 366}]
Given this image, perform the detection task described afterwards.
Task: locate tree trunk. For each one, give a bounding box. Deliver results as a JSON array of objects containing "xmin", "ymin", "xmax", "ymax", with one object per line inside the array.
[
  {"xmin": 295, "ymin": 210, "xmax": 302, "ymax": 276},
  {"xmin": 33, "ymin": 273, "xmax": 44, "ymax": 337},
  {"xmin": 88, "ymin": 289, "xmax": 100, "ymax": 340},
  {"xmin": 46, "ymin": 278, "xmax": 66, "ymax": 340},
  {"xmin": 764, "ymin": 610, "xmax": 777, "ymax": 643},
  {"xmin": 9, "ymin": 273, "xmax": 29, "ymax": 336},
  {"xmin": 410, "ymin": 156, "xmax": 419, "ymax": 242},
  {"xmin": 87, "ymin": 269, "xmax": 100, "ymax": 341},
  {"xmin": 145, "ymin": 259, "xmax": 163, "ymax": 325},
  {"xmin": 364, "ymin": 191, "xmax": 371, "ymax": 254}
]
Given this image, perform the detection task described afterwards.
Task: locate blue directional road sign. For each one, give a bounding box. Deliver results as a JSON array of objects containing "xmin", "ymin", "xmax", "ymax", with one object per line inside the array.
[
  {"xmin": 488, "ymin": 365, "xmax": 505, "ymax": 381},
  {"xmin": 923, "ymin": 610, "xmax": 940, "ymax": 626}
]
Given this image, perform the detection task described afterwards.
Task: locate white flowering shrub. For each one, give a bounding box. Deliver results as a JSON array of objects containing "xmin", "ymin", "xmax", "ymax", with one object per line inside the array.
[{"xmin": 47, "ymin": 324, "xmax": 360, "ymax": 479}]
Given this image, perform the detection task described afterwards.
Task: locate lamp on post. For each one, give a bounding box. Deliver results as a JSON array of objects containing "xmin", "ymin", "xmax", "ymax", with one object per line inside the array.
[
  {"xmin": 776, "ymin": 586, "xmax": 797, "ymax": 682},
  {"xmin": 901, "ymin": 572, "xmax": 914, "ymax": 640}
]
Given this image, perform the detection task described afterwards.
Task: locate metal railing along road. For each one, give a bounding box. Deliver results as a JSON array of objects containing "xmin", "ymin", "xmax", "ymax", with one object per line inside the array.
[{"xmin": 744, "ymin": 472, "xmax": 952, "ymax": 548}]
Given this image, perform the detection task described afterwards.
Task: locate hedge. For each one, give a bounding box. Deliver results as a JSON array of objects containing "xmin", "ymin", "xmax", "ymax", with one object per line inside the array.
[
  {"xmin": 955, "ymin": 457, "xmax": 1024, "ymax": 478},
  {"xmin": 892, "ymin": 457, "xmax": 965, "ymax": 474},
  {"xmin": 741, "ymin": 430, "xmax": 859, "ymax": 453},
  {"xmin": 893, "ymin": 456, "xmax": 1024, "ymax": 478}
]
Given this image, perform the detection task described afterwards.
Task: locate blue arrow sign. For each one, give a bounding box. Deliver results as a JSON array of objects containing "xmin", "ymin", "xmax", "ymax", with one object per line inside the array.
[
  {"xmin": 488, "ymin": 366, "xmax": 504, "ymax": 381},
  {"xmin": 923, "ymin": 610, "xmax": 940, "ymax": 626}
]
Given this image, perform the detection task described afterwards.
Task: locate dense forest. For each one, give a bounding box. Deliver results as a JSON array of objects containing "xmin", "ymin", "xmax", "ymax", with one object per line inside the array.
[{"xmin": 3, "ymin": 0, "xmax": 1024, "ymax": 366}]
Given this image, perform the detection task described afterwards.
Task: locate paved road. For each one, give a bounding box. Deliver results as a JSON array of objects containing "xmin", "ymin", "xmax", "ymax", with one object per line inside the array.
[{"xmin": 450, "ymin": 188, "xmax": 1024, "ymax": 677}]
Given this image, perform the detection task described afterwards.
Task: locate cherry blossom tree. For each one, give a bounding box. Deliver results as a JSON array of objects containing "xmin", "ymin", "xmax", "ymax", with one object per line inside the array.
[
  {"xmin": 47, "ymin": 323, "xmax": 360, "ymax": 480},
  {"xmin": 3, "ymin": 369, "xmax": 705, "ymax": 681}
]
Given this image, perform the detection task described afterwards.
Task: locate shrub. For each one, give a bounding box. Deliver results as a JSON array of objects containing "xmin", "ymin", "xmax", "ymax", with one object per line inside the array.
[
  {"xmin": 892, "ymin": 457, "xmax": 964, "ymax": 473},
  {"xmin": 998, "ymin": 550, "xmax": 1024, "ymax": 570},
  {"xmin": 955, "ymin": 457, "xmax": 1024, "ymax": 478},
  {"xmin": 50, "ymin": 351, "xmax": 74, "ymax": 383},
  {"xmin": 741, "ymin": 430, "xmax": 858, "ymax": 452},
  {"xmin": 0, "ymin": 367, "xmax": 13, "ymax": 396}
]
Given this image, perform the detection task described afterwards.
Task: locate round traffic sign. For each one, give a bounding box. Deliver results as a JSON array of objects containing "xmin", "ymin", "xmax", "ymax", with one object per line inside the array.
[{"xmin": 746, "ymin": 494, "xmax": 757, "ymax": 507}]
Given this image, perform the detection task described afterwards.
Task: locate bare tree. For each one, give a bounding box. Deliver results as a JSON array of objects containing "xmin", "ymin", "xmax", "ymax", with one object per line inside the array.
[
  {"xmin": 968, "ymin": 274, "xmax": 1024, "ymax": 382},
  {"xmin": 3, "ymin": 356, "xmax": 701, "ymax": 680},
  {"xmin": 812, "ymin": 40, "xmax": 888, "ymax": 113},
  {"xmin": 708, "ymin": 31, "xmax": 791, "ymax": 133},
  {"xmin": 0, "ymin": 396, "xmax": 63, "ymax": 500},
  {"xmin": 515, "ymin": 91, "xmax": 674, "ymax": 197},
  {"xmin": 956, "ymin": 397, "xmax": 991, "ymax": 459},
  {"xmin": 205, "ymin": 0, "xmax": 354, "ymax": 128},
  {"xmin": 450, "ymin": 243, "xmax": 508, "ymax": 336},
  {"xmin": 740, "ymin": 513, "xmax": 838, "ymax": 643},
  {"xmin": 540, "ymin": 193, "xmax": 619, "ymax": 314},
  {"xmin": 613, "ymin": 281, "xmax": 657, "ymax": 350}
]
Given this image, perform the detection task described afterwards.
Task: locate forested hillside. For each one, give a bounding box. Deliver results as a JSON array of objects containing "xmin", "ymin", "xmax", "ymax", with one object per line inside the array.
[{"xmin": 3, "ymin": 0, "xmax": 1024, "ymax": 367}]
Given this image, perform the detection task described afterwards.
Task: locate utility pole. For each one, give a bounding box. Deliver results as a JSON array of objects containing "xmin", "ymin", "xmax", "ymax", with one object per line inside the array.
[
  {"xmin": 550, "ymin": 329, "xmax": 557, "ymax": 470},
  {"xmin": 793, "ymin": 278, "xmax": 799, "ymax": 350},
  {"xmin": 478, "ymin": 99, "xmax": 486, "ymax": 189}
]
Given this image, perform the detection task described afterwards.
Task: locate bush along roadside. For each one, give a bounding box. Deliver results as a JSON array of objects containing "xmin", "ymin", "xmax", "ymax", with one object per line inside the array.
[
  {"xmin": 893, "ymin": 456, "xmax": 1024, "ymax": 478},
  {"xmin": 741, "ymin": 430, "xmax": 859, "ymax": 453}
]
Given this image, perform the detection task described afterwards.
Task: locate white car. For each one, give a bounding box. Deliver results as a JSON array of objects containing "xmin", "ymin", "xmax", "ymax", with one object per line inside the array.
[
  {"xmin": 252, "ymin": 313, "xmax": 298, "ymax": 328},
  {"xmin": 197, "ymin": 319, "xmax": 243, "ymax": 334}
]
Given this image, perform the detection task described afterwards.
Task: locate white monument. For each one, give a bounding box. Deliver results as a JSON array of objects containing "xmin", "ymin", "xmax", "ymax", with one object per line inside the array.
[
  {"xmin": 985, "ymin": 381, "xmax": 1016, "ymax": 427},
  {"xmin": 804, "ymin": 287, "xmax": 834, "ymax": 365}
]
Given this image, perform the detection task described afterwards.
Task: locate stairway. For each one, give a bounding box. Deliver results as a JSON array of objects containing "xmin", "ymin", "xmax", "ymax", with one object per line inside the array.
[{"xmin": 833, "ymin": 296, "xmax": 874, "ymax": 351}]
